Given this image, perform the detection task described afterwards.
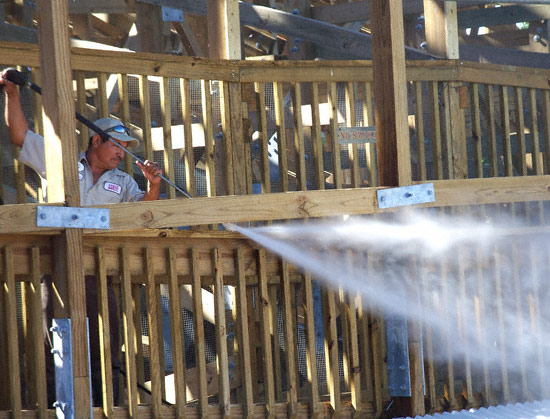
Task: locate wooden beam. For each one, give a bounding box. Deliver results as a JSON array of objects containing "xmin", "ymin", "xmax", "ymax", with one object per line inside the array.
[
  {"xmin": 3, "ymin": 176, "xmax": 549, "ymax": 233},
  {"xmin": 67, "ymin": 0, "xmax": 130, "ymax": 14},
  {"xmin": 36, "ymin": 0, "xmax": 91, "ymax": 417},
  {"xmin": 458, "ymin": 5, "xmax": 550, "ymax": 29},
  {"xmin": 207, "ymin": 0, "xmax": 242, "ymax": 59},
  {"xmin": 137, "ymin": 0, "xmax": 434, "ymax": 60},
  {"xmin": 371, "ymin": 0, "xmax": 411, "ymax": 187}
]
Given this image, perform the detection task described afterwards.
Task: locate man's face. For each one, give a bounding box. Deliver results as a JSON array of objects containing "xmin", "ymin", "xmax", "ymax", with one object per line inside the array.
[{"xmin": 91, "ymin": 136, "xmax": 128, "ymax": 170}]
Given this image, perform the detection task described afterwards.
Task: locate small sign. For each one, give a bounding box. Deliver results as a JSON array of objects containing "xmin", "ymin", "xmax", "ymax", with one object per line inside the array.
[
  {"xmin": 162, "ymin": 6, "xmax": 184, "ymax": 22},
  {"xmin": 337, "ymin": 126, "xmax": 376, "ymax": 144}
]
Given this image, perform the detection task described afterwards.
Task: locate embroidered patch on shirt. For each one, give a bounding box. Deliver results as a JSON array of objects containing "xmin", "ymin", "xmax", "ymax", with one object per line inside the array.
[{"xmin": 104, "ymin": 181, "xmax": 122, "ymax": 195}]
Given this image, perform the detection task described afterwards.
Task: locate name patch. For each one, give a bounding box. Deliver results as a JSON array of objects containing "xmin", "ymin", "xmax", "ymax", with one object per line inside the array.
[{"xmin": 104, "ymin": 182, "xmax": 122, "ymax": 195}]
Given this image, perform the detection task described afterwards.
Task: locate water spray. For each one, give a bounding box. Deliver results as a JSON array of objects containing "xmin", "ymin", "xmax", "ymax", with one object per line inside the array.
[{"xmin": 2, "ymin": 68, "xmax": 192, "ymax": 199}]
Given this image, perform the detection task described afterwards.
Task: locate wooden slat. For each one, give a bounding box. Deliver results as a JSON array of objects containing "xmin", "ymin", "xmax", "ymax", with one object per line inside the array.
[
  {"xmin": 291, "ymin": 82, "xmax": 307, "ymax": 191},
  {"xmin": 30, "ymin": 247, "xmax": 47, "ymax": 418},
  {"xmin": 97, "ymin": 72, "xmax": 109, "ymax": 118},
  {"xmin": 310, "ymin": 82, "xmax": 324, "ymax": 190},
  {"xmin": 279, "ymin": 260, "xmax": 298, "ymax": 416},
  {"xmin": 493, "ymin": 246, "xmax": 511, "ymax": 402},
  {"xmin": 345, "ymin": 82, "xmax": 360, "ymax": 188},
  {"xmin": 514, "ymin": 87, "xmax": 527, "ymax": 176},
  {"xmin": 254, "ymin": 82, "xmax": 271, "ymax": 193},
  {"xmin": 345, "ymin": 280, "xmax": 361, "ymax": 413},
  {"xmin": 228, "ymin": 82, "xmax": 249, "ymax": 195},
  {"xmin": 273, "ymin": 82, "xmax": 289, "ymax": 192},
  {"xmin": 302, "ymin": 273, "xmax": 320, "ymax": 416},
  {"xmin": 499, "ymin": 86, "xmax": 513, "ymax": 177},
  {"xmin": 322, "ymin": 287, "xmax": 340, "ymax": 414},
  {"xmin": 139, "ymin": 75, "xmax": 154, "ymax": 162},
  {"xmin": 469, "ymin": 83, "xmax": 483, "ymax": 178},
  {"xmin": 511, "ymin": 244, "xmax": 528, "ymax": 399},
  {"xmin": 201, "ymin": 80, "xmax": 216, "ymax": 197},
  {"xmin": 132, "ymin": 283, "xmax": 145, "ymax": 404},
  {"xmin": 529, "ymin": 88, "xmax": 542, "ymax": 176},
  {"xmin": 191, "ymin": 247, "xmax": 209, "ymax": 414},
  {"xmin": 338, "ymin": 286, "xmax": 350, "ymax": 393},
  {"xmin": 441, "ymin": 85, "xmax": 454, "ymax": 179},
  {"xmin": 120, "ymin": 247, "xmax": 139, "ymax": 417},
  {"xmin": 144, "ymin": 247, "xmax": 162, "ymax": 417},
  {"xmin": 156, "ymin": 284, "xmax": 166, "ymax": 400},
  {"xmin": 235, "ymin": 247, "xmax": 254, "ymax": 415},
  {"xmin": 414, "ymin": 81, "xmax": 427, "ymax": 181},
  {"xmin": 95, "ymin": 246, "xmax": 114, "ymax": 413},
  {"xmin": 160, "ymin": 77, "xmax": 176, "ymax": 200},
  {"xmin": 3, "ymin": 246, "xmax": 22, "ymax": 418},
  {"xmin": 257, "ymin": 249, "xmax": 276, "ymax": 416},
  {"xmin": 212, "ymin": 249, "xmax": 230, "ymax": 416},
  {"xmin": 269, "ymin": 283, "xmax": 282, "ymax": 402},
  {"xmin": 167, "ymin": 247, "xmax": 186, "ymax": 416},
  {"xmin": 328, "ymin": 82, "xmax": 342, "ymax": 189},
  {"xmin": 484, "ymin": 84, "xmax": 499, "ymax": 178},
  {"xmin": 542, "ymin": 91, "xmax": 550, "ymax": 175},
  {"xmin": 363, "ymin": 82, "xmax": 377, "ymax": 186},
  {"xmin": 117, "ymin": 74, "xmax": 134, "ymax": 175},
  {"xmin": 180, "ymin": 78, "xmax": 196, "ymax": 197},
  {"xmin": 430, "ymin": 81, "xmax": 443, "ymax": 180},
  {"xmin": 75, "ymin": 71, "xmax": 88, "ymax": 151},
  {"xmin": 219, "ymin": 81, "xmax": 235, "ymax": 196}
]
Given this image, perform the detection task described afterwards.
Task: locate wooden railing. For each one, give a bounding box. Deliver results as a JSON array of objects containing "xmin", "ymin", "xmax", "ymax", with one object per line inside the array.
[{"xmin": 2, "ymin": 41, "xmax": 550, "ymax": 418}]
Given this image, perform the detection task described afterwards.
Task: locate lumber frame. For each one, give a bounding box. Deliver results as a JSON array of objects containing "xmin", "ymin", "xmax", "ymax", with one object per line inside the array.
[{"xmin": 1, "ymin": 176, "xmax": 549, "ymax": 234}]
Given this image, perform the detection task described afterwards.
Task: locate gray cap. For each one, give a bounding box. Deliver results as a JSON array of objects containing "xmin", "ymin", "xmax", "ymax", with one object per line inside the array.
[{"xmin": 92, "ymin": 118, "xmax": 140, "ymax": 149}]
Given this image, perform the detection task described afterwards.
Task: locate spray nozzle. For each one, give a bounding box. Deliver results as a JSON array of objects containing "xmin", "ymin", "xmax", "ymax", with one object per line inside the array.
[{"xmin": 3, "ymin": 68, "xmax": 28, "ymax": 87}]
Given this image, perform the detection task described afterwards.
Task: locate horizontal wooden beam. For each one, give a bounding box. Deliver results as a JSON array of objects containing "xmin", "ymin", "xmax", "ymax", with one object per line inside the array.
[
  {"xmin": 2, "ymin": 176, "xmax": 550, "ymax": 234},
  {"xmin": 460, "ymin": 42, "xmax": 550, "ymax": 69},
  {"xmin": 458, "ymin": 5, "xmax": 550, "ymax": 29}
]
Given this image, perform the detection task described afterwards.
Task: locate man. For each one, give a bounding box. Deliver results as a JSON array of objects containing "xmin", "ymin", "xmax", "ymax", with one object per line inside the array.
[{"xmin": 1, "ymin": 70, "xmax": 162, "ymax": 406}]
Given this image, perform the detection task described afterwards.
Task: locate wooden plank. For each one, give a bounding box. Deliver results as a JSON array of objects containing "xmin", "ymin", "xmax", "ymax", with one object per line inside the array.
[
  {"xmin": 356, "ymin": 291, "xmax": 374, "ymax": 403},
  {"xmin": 483, "ymin": 84, "xmax": 499, "ymax": 177},
  {"xmin": 3, "ymin": 246, "xmax": 22, "ymax": 419},
  {"xmin": 511, "ymin": 244, "xmax": 528, "ymax": 399},
  {"xmin": 279, "ymin": 260, "xmax": 298, "ymax": 416},
  {"xmin": 30, "ymin": 247, "xmax": 48, "ymax": 418},
  {"xmin": 499, "ymin": 86, "xmax": 513, "ymax": 177},
  {"xmin": 219, "ymin": 81, "xmax": 235, "ymax": 196},
  {"xmin": 144, "ymin": 247, "xmax": 162, "ymax": 417},
  {"xmin": 257, "ymin": 249, "xmax": 276, "ymax": 417},
  {"xmin": 269, "ymin": 284, "xmax": 282, "ymax": 402},
  {"xmin": 529, "ymin": 88, "xmax": 542, "ymax": 176},
  {"xmin": 160, "ymin": 77, "xmax": 176, "ymax": 200},
  {"xmin": 469, "ymin": 83, "xmax": 483, "ymax": 178},
  {"xmin": 97, "ymin": 72, "xmax": 109, "ymax": 118},
  {"xmin": 95, "ymin": 246, "xmax": 114, "ymax": 413},
  {"xmin": 514, "ymin": 87, "xmax": 527, "ymax": 176},
  {"xmin": 201, "ymin": 80, "xmax": 216, "ymax": 197},
  {"xmin": 191, "ymin": 247, "xmax": 209, "ymax": 414},
  {"xmin": 117, "ymin": 74, "xmax": 134, "ymax": 175},
  {"xmin": 132, "ymin": 283, "xmax": 145, "ymax": 403},
  {"xmin": 302, "ymin": 273, "xmax": 320, "ymax": 417},
  {"xmin": 447, "ymin": 82, "xmax": 467, "ymax": 179},
  {"xmin": 543, "ymin": 91, "xmax": 550, "ymax": 175},
  {"xmin": 328, "ymin": 81, "xmax": 342, "ymax": 189},
  {"xmin": 139, "ymin": 75, "xmax": 154, "ymax": 162},
  {"xmin": 430, "ymin": 81, "xmax": 443, "ymax": 180},
  {"xmin": 75, "ymin": 71, "xmax": 88, "ymax": 151},
  {"xmin": 322, "ymin": 287, "xmax": 340, "ymax": 414},
  {"xmin": 458, "ymin": 5, "xmax": 550, "ymax": 30},
  {"xmin": 235, "ymin": 247, "xmax": 254, "ymax": 415},
  {"xmin": 206, "ymin": 0, "xmax": 241, "ymax": 60},
  {"xmin": 345, "ymin": 280, "xmax": 361, "ymax": 413},
  {"xmin": 274, "ymin": 82, "xmax": 289, "ymax": 192},
  {"xmin": 345, "ymin": 82, "xmax": 360, "ymax": 188},
  {"xmin": 254, "ymin": 82, "xmax": 271, "ymax": 193},
  {"xmin": 172, "ymin": 19, "xmax": 205, "ymax": 57},
  {"xmin": 167, "ymin": 247, "xmax": 186, "ymax": 416},
  {"xmin": 310, "ymin": 82, "xmax": 324, "ymax": 191},
  {"xmin": 120, "ymin": 247, "xmax": 139, "ymax": 417},
  {"xmin": 292, "ymin": 82, "xmax": 307, "ymax": 191},
  {"xmin": 362, "ymin": 82, "xmax": 378, "ymax": 186},
  {"xmin": 229, "ymin": 81, "xmax": 248, "ymax": 195},
  {"xmin": 212, "ymin": 249, "xmax": 230, "ymax": 416},
  {"xmin": 180, "ymin": 78, "xmax": 197, "ymax": 197},
  {"xmin": 414, "ymin": 81, "xmax": 427, "ymax": 181}
]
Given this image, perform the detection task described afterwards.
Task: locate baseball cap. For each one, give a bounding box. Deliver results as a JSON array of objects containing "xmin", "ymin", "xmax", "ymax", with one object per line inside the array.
[{"xmin": 92, "ymin": 117, "xmax": 140, "ymax": 149}]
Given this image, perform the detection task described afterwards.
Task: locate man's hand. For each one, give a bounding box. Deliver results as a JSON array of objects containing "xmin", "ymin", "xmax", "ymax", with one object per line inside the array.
[
  {"xmin": 0, "ymin": 70, "xmax": 19, "ymax": 96},
  {"xmin": 137, "ymin": 160, "xmax": 162, "ymax": 201}
]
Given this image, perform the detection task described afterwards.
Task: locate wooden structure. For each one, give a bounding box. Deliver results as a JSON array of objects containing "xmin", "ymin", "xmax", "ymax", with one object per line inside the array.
[{"xmin": 2, "ymin": 1, "xmax": 550, "ymax": 418}]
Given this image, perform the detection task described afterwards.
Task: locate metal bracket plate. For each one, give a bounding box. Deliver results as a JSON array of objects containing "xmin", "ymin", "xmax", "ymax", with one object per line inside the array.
[
  {"xmin": 36, "ymin": 206, "xmax": 110, "ymax": 229},
  {"xmin": 52, "ymin": 318, "xmax": 75, "ymax": 418},
  {"xmin": 162, "ymin": 6, "xmax": 184, "ymax": 22},
  {"xmin": 377, "ymin": 183, "xmax": 435, "ymax": 209},
  {"xmin": 385, "ymin": 316, "xmax": 411, "ymax": 397}
]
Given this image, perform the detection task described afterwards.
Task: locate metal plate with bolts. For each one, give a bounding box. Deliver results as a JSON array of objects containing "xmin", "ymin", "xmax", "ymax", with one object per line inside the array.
[
  {"xmin": 377, "ymin": 183, "xmax": 435, "ymax": 210},
  {"xmin": 36, "ymin": 206, "xmax": 110, "ymax": 229},
  {"xmin": 385, "ymin": 316, "xmax": 411, "ymax": 397}
]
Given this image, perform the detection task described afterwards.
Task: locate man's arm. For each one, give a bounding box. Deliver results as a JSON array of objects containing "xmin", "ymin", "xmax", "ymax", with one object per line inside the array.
[
  {"xmin": 137, "ymin": 160, "xmax": 162, "ymax": 201},
  {"xmin": 1, "ymin": 72, "xmax": 28, "ymax": 147}
]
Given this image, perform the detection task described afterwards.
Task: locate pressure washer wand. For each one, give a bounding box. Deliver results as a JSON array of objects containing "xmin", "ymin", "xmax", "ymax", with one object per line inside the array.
[{"xmin": 3, "ymin": 68, "xmax": 192, "ymax": 199}]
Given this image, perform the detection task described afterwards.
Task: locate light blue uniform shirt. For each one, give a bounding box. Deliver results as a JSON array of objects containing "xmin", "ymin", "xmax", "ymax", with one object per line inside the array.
[{"xmin": 19, "ymin": 130, "xmax": 145, "ymax": 205}]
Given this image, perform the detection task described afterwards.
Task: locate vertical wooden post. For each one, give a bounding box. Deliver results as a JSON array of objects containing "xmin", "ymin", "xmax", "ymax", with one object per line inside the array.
[
  {"xmin": 370, "ymin": 0, "xmax": 411, "ymax": 187},
  {"xmin": 424, "ymin": 0, "xmax": 467, "ymax": 179},
  {"xmin": 36, "ymin": 0, "xmax": 90, "ymax": 417}
]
